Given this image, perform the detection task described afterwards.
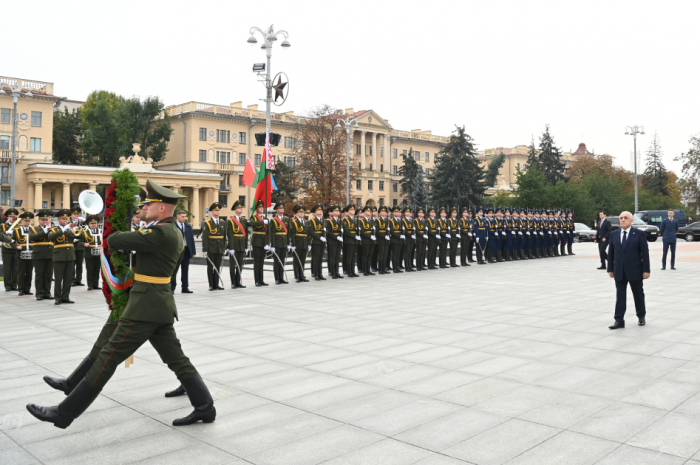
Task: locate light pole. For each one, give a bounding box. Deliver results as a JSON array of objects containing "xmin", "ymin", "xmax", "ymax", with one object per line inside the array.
[
  {"xmin": 624, "ymin": 125, "xmax": 645, "ymax": 214},
  {"xmin": 335, "ymin": 117, "xmax": 360, "ymax": 205},
  {"xmin": 246, "ymin": 25, "xmax": 290, "ymax": 138},
  {"xmin": 0, "ymin": 83, "xmax": 33, "ymax": 207}
]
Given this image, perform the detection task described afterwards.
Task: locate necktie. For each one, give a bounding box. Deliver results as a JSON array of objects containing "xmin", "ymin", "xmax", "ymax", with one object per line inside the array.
[{"xmin": 622, "ymin": 230, "xmax": 627, "ymax": 246}]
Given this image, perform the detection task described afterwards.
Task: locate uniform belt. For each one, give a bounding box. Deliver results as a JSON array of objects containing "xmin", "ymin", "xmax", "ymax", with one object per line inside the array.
[
  {"xmin": 294, "ymin": 233, "xmax": 307, "ymax": 236},
  {"xmin": 209, "ymin": 235, "xmax": 224, "ymax": 239},
  {"xmin": 134, "ymin": 273, "xmax": 171, "ymax": 284},
  {"xmin": 275, "ymin": 233, "xmax": 287, "ymax": 235},
  {"xmin": 254, "ymin": 232, "xmax": 266, "ymax": 235},
  {"xmin": 233, "ymin": 234, "xmax": 244, "ymax": 237},
  {"xmin": 54, "ymin": 244, "xmax": 74, "ymax": 248},
  {"xmin": 31, "ymin": 242, "xmax": 52, "ymax": 246},
  {"xmin": 86, "ymin": 244, "xmax": 100, "ymax": 248},
  {"xmin": 379, "ymin": 230, "xmax": 386, "ymax": 233}
]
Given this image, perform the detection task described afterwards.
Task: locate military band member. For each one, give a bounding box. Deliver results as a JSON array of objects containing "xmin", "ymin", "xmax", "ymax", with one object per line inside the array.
[
  {"xmin": 2, "ymin": 207, "xmax": 20, "ymax": 291},
  {"xmin": 414, "ymin": 207, "xmax": 428, "ymax": 271},
  {"xmin": 290, "ymin": 205, "xmax": 310, "ymax": 282},
  {"xmin": 459, "ymin": 207, "xmax": 472, "ymax": 266},
  {"xmin": 49, "ymin": 210, "xmax": 77, "ymax": 305},
  {"xmin": 12, "ymin": 212, "xmax": 35, "ymax": 296},
  {"xmin": 375, "ymin": 206, "xmax": 390, "ymax": 274},
  {"xmin": 268, "ymin": 203, "xmax": 289, "ymax": 285},
  {"xmin": 81, "ymin": 215, "xmax": 102, "ymax": 290},
  {"xmin": 226, "ymin": 200, "xmax": 248, "ymax": 289},
  {"xmin": 308, "ymin": 205, "xmax": 327, "ymax": 281},
  {"xmin": 202, "ymin": 202, "xmax": 226, "ymax": 290},
  {"xmin": 475, "ymin": 208, "xmax": 488, "ymax": 265},
  {"xmin": 249, "ymin": 200, "xmax": 269, "ymax": 286},
  {"xmin": 448, "ymin": 208, "xmax": 460, "ymax": 267},
  {"xmin": 29, "ymin": 210, "xmax": 54, "ymax": 300},
  {"xmin": 342, "ymin": 205, "xmax": 360, "ymax": 277},
  {"xmin": 27, "ymin": 179, "xmax": 217, "ymax": 429},
  {"xmin": 403, "ymin": 207, "xmax": 416, "ymax": 271},
  {"xmin": 426, "ymin": 208, "xmax": 439, "ymax": 269},
  {"xmin": 325, "ymin": 205, "xmax": 343, "ymax": 279},
  {"xmin": 512, "ymin": 209, "xmax": 524, "ymax": 260},
  {"xmin": 69, "ymin": 206, "xmax": 86, "ymax": 287}
]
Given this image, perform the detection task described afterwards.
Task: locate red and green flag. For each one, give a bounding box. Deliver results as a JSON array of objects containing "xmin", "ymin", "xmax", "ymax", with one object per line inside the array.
[{"xmin": 252, "ymin": 131, "xmax": 277, "ymax": 213}]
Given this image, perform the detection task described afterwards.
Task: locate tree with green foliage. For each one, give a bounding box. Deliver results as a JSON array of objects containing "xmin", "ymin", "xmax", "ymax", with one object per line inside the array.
[
  {"xmin": 52, "ymin": 107, "xmax": 82, "ymax": 165},
  {"xmin": 399, "ymin": 148, "xmax": 427, "ymax": 206},
  {"xmin": 271, "ymin": 160, "xmax": 298, "ymax": 207},
  {"xmin": 484, "ymin": 152, "xmax": 506, "ymax": 187},
  {"xmin": 526, "ymin": 136, "xmax": 538, "ymax": 169},
  {"xmin": 536, "ymin": 125, "xmax": 568, "ymax": 185},
  {"xmin": 412, "ymin": 166, "xmax": 429, "ymax": 208},
  {"xmin": 642, "ymin": 133, "xmax": 669, "ymax": 196},
  {"xmin": 121, "ymin": 96, "xmax": 173, "ymax": 163},
  {"xmin": 428, "ymin": 125, "xmax": 485, "ymax": 208},
  {"xmin": 675, "ymin": 133, "xmax": 700, "ymax": 214}
]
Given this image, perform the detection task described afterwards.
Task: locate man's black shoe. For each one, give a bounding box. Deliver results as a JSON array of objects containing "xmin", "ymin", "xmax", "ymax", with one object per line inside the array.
[
  {"xmin": 608, "ymin": 322, "xmax": 625, "ymax": 330},
  {"xmin": 661, "ymin": 267, "xmax": 666, "ymax": 270},
  {"xmin": 54, "ymin": 300, "xmax": 62, "ymax": 305},
  {"xmin": 255, "ymin": 282, "xmax": 262, "ymax": 287},
  {"xmin": 638, "ymin": 318, "xmax": 646, "ymax": 326},
  {"xmin": 671, "ymin": 267, "xmax": 676, "ymax": 270},
  {"xmin": 74, "ymin": 282, "xmax": 85, "ymax": 287},
  {"xmin": 209, "ymin": 287, "xmax": 216, "ymax": 291},
  {"xmin": 87, "ymin": 287, "xmax": 93, "ymax": 291},
  {"xmin": 597, "ymin": 266, "xmax": 606, "ymax": 270},
  {"xmin": 182, "ymin": 289, "xmax": 193, "ymax": 293},
  {"xmin": 216, "ymin": 286, "xmax": 225, "ymax": 290},
  {"xmin": 62, "ymin": 300, "xmax": 75, "ymax": 304},
  {"xmin": 18, "ymin": 292, "xmax": 26, "ymax": 296},
  {"xmin": 301, "ymin": 277, "xmax": 310, "ymax": 282},
  {"xmin": 36, "ymin": 297, "xmax": 44, "ymax": 301}
]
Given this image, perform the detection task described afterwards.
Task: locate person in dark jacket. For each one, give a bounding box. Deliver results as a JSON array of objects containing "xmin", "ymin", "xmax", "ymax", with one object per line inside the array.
[
  {"xmin": 595, "ymin": 210, "xmax": 612, "ymax": 270},
  {"xmin": 659, "ymin": 209, "xmax": 679, "ymax": 270},
  {"xmin": 171, "ymin": 211, "xmax": 196, "ymax": 293}
]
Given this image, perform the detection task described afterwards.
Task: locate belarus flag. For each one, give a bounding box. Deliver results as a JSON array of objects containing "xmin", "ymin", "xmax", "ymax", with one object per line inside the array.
[
  {"xmin": 253, "ymin": 131, "xmax": 276, "ymax": 208},
  {"xmin": 242, "ymin": 156, "xmax": 256, "ymax": 187}
]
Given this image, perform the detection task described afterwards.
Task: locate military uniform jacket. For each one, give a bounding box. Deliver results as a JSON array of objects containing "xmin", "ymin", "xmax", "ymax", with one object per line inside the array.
[
  {"xmin": 342, "ymin": 217, "xmax": 359, "ymax": 244},
  {"xmin": 28, "ymin": 226, "xmax": 54, "ymax": 259},
  {"xmin": 226, "ymin": 216, "xmax": 248, "ymax": 252},
  {"xmin": 11, "ymin": 226, "xmax": 32, "ymax": 252},
  {"xmin": 438, "ymin": 218, "xmax": 448, "ymax": 240},
  {"xmin": 309, "ymin": 217, "xmax": 326, "ymax": 245},
  {"xmin": 108, "ymin": 217, "xmax": 183, "ymax": 324},
  {"xmin": 448, "ymin": 218, "xmax": 459, "ymax": 240},
  {"xmin": 289, "ymin": 218, "xmax": 310, "ymax": 249},
  {"xmin": 390, "ymin": 217, "xmax": 404, "ymax": 244},
  {"xmin": 2, "ymin": 222, "xmax": 16, "ymax": 250},
  {"xmin": 478, "ymin": 217, "xmax": 490, "ymax": 240},
  {"xmin": 70, "ymin": 223, "xmax": 86, "ymax": 251},
  {"xmin": 414, "ymin": 218, "xmax": 427, "ymax": 242},
  {"xmin": 81, "ymin": 228, "xmax": 103, "ymax": 251},
  {"xmin": 359, "ymin": 217, "xmax": 375, "ymax": 245},
  {"xmin": 375, "ymin": 217, "xmax": 389, "ymax": 241},
  {"xmin": 202, "ymin": 218, "xmax": 227, "ymax": 254},
  {"xmin": 249, "ymin": 214, "xmax": 268, "ymax": 247},
  {"xmin": 48, "ymin": 226, "xmax": 78, "ymax": 261},
  {"xmin": 403, "ymin": 218, "xmax": 415, "ymax": 238},
  {"xmin": 459, "ymin": 218, "xmax": 472, "ymax": 237},
  {"xmin": 325, "ymin": 217, "xmax": 342, "ymax": 242},
  {"xmin": 427, "ymin": 218, "xmax": 439, "ymax": 240},
  {"xmin": 268, "ymin": 216, "xmax": 289, "ymax": 248}
]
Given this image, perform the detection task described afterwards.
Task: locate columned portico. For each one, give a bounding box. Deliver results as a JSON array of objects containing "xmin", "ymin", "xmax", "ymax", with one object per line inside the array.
[
  {"xmin": 34, "ymin": 182, "xmax": 43, "ymax": 211},
  {"xmin": 372, "ymin": 133, "xmax": 377, "ymax": 171},
  {"xmin": 62, "ymin": 182, "xmax": 71, "ymax": 209},
  {"xmin": 360, "ymin": 131, "xmax": 366, "ymax": 170}
]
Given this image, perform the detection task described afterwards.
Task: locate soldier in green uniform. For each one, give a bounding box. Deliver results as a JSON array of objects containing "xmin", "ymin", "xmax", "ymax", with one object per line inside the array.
[
  {"xmin": 201, "ymin": 202, "xmax": 226, "ymax": 291},
  {"xmin": 226, "ymin": 200, "xmax": 248, "ymax": 289},
  {"xmin": 289, "ymin": 205, "xmax": 310, "ymax": 282},
  {"xmin": 70, "ymin": 206, "xmax": 86, "ymax": 287},
  {"xmin": 448, "ymin": 208, "xmax": 460, "ymax": 267},
  {"xmin": 249, "ymin": 200, "xmax": 269, "ymax": 286},
  {"xmin": 438, "ymin": 208, "xmax": 449, "ymax": 268},
  {"xmin": 459, "ymin": 207, "xmax": 472, "ymax": 266},
  {"xmin": 2, "ymin": 208, "xmax": 20, "ymax": 291},
  {"xmin": 325, "ymin": 205, "xmax": 343, "ymax": 279},
  {"xmin": 375, "ymin": 206, "xmax": 390, "ymax": 274},
  {"xmin": 342, "ymin": 205, "xmax": 360, "ymax": 277},
  {"xmin": 308, "ymin": 205, "xmax": 327, "ymax": 280},
  {"xmin": 29, "ymin": 210, "xmax": 54, "ymax": 300},
  {"xmin": 81, "ymin": 215, "xmax": 102, "ymax": 290},
  {"xmin": 414, "ymin": 207, "xmax": 427, "ymax": 271},
  {"xmin": 12, "ymin": 211, "xmax": 35, "ymax": 296},
  {"xmin": 370, "ymin": 206, "xmax": 379, "ymax": 272},
  {"xmin": 426, "ymin": 207, "xmax": 439, "ymax": 269},
  {"xmin": 268, "ymin": 203, "xmax": 289, "ymax": 284},
  {"xmin": 403, "ymin": 207, "xmax": 416, "ymax": 272},
  {"xmin": 49, "ymin": 210, "xmax": 78, "ymax": 305},
  {"xmin": 389, "ymin": 206, "xmax": 404, "ymax": 273},
  {"xmin": 359, "ymin": 206, "xmax": 376, "ymax": 276},
  {"xmin": 27, "ymin": 179, "xmax": 216, "ymax": 429}
]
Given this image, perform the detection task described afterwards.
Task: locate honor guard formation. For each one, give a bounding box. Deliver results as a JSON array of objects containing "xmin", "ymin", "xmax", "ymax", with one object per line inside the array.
[{"xmin": 198, "ymin": 202, "xmax": 577, "ymax": 288}]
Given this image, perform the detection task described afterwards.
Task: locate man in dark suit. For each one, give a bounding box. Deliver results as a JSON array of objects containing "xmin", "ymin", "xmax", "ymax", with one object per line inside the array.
[
  {"xmin": 595, "ymin": 210, "xmax": 611, "ymax": 270},
  {"xmin": 171, "ymin": 211, "xmax": 196, "ymax": 294},
  {"xmin": 607, "ymin": 211, "xmax": 650, "ymax": 329},
  {"xmin": 659, "ymin": 209, "xmax": 679, "ymax": 270}
]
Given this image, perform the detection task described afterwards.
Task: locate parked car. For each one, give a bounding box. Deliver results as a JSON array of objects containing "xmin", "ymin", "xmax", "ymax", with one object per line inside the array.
[
  {"xmin": 607, "ymin": 216, "xmax": 660, "ymax": 242},
  {"xmin": 678, "ymin": 221, "xmax": 700, "ymax": 242},
  {"xmin": 574, "ymin": 223, "xmax": 595, "ymax": 242},
  {"xmin": 635, "ymin": 209, "xmax": 687, "ymax": 227}
]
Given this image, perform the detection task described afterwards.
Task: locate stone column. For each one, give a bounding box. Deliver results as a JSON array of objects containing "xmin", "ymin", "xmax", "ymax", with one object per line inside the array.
[
  {"xmin": 360, "ymin": 131, "xmax": 366, "ymax": 170},
  {"xmin": 34, "ymin": 182, "xmax": 43, "ymax": 211},
  {"xmin": 62, "ymin": 182, "xmax": 71, "ymax": 208},
  {"xmin": 372, "ymin": 133, "xmax": 377, "ymax": 172},
  {"xmin": 54, "ymin": 184, "xmax": 62, "ymax": 210},
  {"xmin": 213, "ymin": 188, "xmax": 220, "ymax": 207},
  {"xmin": 192, "ymin": 187, "xmax": 200, "ymax": 223},
  {"xmin": 89, "ymin": 183, "xmax": 98, "ymax": 192},
  {"xmin": 27, "ymin": 183, "xmax": 34, "ymax": 213},
  {"xmin": 384, "ymin": 134, "xmax": 390, "ymax": 173}
]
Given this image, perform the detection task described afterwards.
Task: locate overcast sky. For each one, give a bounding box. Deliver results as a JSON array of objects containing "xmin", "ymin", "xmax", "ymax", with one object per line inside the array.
[{"xmin": 5, "ymin": 0, "xmax": 698, "ymax": 175}]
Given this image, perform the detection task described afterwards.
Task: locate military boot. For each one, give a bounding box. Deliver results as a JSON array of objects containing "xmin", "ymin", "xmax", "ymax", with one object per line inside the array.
[
  {"xmin": 27, "ymin": 379, "xmax": 101, "ymax": 429},
  {"xmin": 172, "ymin": 374, "xmax": 216, "ymax": 426},
  {"xmin": 43, "ymin": 356, "xmax": 94, "ymax": 395}
]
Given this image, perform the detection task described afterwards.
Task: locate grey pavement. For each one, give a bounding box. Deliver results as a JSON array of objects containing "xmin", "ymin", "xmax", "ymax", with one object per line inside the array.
[{"xmin": 1, "ymin": 240, "xmax": 700, "ymax": 465}]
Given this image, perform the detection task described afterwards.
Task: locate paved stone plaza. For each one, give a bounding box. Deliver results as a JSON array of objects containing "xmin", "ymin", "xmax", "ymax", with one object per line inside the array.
[{"xmin": 2, "ymin": 241, "xmax": 700, "ymax": 465}]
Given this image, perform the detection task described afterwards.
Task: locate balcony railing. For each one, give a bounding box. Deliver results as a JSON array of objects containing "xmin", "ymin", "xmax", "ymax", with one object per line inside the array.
[
  {"xmin": 1, "ymin": 151, "xmax": 11, "ymax": 162},
  {"xmin": 219, "ymin": 184, "xmax": 232, "ymax": 193},
  {"xmin": 0, "ymin": 77, "xmax": 54, "ymax": 95},
  {"xmin": 215, "ymin": 163, "xmax": 238, "ymax": 173}
]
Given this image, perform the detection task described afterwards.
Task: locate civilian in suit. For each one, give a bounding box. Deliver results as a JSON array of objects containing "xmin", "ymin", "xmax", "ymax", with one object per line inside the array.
[
  {"xmin": 171, "ymin": 211, "xmax": 196, "ymax": 294},
  {"xmin": 595, "ymin": 211, "xmax": 611, "ymax": 270},
  {"xmin": 659, "ymin": 210, "xmax": 679, "ymax": 270},
  {"xmin": 607, "ymin": 211, "xmax": 651, "ymax": 329}
]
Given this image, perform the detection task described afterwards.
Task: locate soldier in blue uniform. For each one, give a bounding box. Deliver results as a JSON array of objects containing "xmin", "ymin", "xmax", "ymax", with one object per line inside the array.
[
  {"xmin": 467, "ymin": 209, "xmax": 476, "ymax": 263},
  {"xmin": 526, "ymin": 209, "xmax": 535, "ymax": 259},
  {"xmin": 533, "ymin": 210, "xmax": 542, "ymax": 258},
  {"xmin": 494, "ymin": 208, "xmax": 505, "ymax": 262},
  {"xmin": 503, "ymin": 208, "xmax": 514, "ymax": 261}
]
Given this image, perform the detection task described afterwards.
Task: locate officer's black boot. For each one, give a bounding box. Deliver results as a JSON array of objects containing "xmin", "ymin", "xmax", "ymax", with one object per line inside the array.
[
  {"xmin": 43, "ymin": 356, "xmax": 94, "ymax": 395},
  {"xmin": 236, "ymin": 270, "xmax": 246, "ymax": 288},
  {"xmin": 27, "ymin": 379, "xmax": 101, "ymax": 429},
  {"xmin": 498, "ymin": 251, "xmax": 505, "ymax": 262},
  {"xmin": 165, "ymin": 385, "xmax": 186, "ymax": 397},
  {"xmin": 505, "ymin": 250, "xmax": 512, "ymax": 261},
  {"xmin": 260, "ymin": 268, "xmax": 269, "ymax": 286},
  {"xmin": 568, "ymin": 243, "xmax": 574, "ymax": 255},
  {"xmin": 172, "ymin": 374, "xmax": 216, "ymax": 426},
  {"xmin": 367, "ymin": 261, "xmax": 375, "ymax": 276},
  {"xmin": 336, "ymin": 263, "xmax": 344, "ymax": 278}
]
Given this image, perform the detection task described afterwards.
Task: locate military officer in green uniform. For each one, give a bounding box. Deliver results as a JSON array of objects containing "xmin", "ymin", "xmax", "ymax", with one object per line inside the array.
[
  {"xmin": 308, "ymin": 205, "xmax": 327, "ymax": 280},
  {"xmin": 226, "ymin": 200, "xmax": 247, "ymax": 289},
  {"xmin": 389, "ymin": 206, "xmax": 404, "ymax": 273},
  {"xmin": 370, "ymin": 206, "xmax": 379, "ymax": 272},
  {"xmin": 70, "ymin": 206, "xmax": 86, "ymax": 287},
  {"xmin": 289, "ymin": 205, "xmax": 310, "ymax": 282},
  {"xmin": 459, "ymin": 207, "xmax": 472, "ymax": 266},
  {"xmin": 12, "ymin": 211, "xmax": 35, "ymax": 296},
  {"xmin": 342, "ymin": 204, "xmax": 360, "ymax": 277},
  {"xmin": 375, "ymin": 206, "xmax": 390, "ymax": 274},
  {"xmin": 426, "ymin": 208, "xmax": 439, "ymax": 269},
  {"xmin": 2, "ymin": 207, "xmax": 20, "ymax": 291},
  {"xmin": 249, "ymin": 200, "xmax": 269, "ymax": 286},
  {"xmin": 448, "ymin": 208, "xmax": 461, "ymax": 267},
  {"xmin": 414, "ymin": 207, "xmax": 428, "ymax": 271},
  {"xmin": 438, "ymin": 208, "xmax": 449, "ymax": 268},
  {"xmin": 359, "ymin": 206, "xmax": 376, "ymax": 276},
  {"xmin": 403, "ymin": 207, "xmax": 416, "ymax": 271},
  {"xmin": 325, "ymin": 205, "xmax": 343, "ymax": 279},
  {"xmin": 268, "ymin": 203, "xmax": 289, "ymax": 284},
  {"xmin": 81, "ymin": 215, "xmax": 102, "ymax": 290},
  {"xmin": 49, "ymin": 209, "xmax": 78, "ymax": 305},
  {"xmin": 27, "ymin": 179, "xmax": 216, "ymax": 429},
  {"xmin": 201, "ymin": 202, "xmax": 226, "ymax": 290},
  {"xmin": 29, "ymin": 210, "xmax": 54, "ymax": 300}
]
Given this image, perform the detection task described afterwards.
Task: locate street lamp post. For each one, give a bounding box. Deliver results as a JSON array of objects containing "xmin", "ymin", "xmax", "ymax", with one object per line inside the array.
[
  {"xmin": 624, "ymin": 125, "xmax": 645, "ymax": 214},
  {"xmin": 335, "ymin": 117, "xmax": 360, "ymax": 205},
  {"xmin": 0, "ymin": 83, "xmax": 33, "ymax": 207}
]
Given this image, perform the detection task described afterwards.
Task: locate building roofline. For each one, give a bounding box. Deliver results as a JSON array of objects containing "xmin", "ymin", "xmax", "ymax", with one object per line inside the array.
[{"xmin": 25, "ymin": 163, "xmax": 222, "ymax": 178}]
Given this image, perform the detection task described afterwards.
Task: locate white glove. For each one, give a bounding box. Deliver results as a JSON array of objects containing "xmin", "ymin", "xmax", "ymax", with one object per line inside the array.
[
  {"xmin": 437, "ymin": 227, "xmax": 441, "ymax": 231},
  {"xmin": 411, "ymin": 235, "xmax": 416, "ymax": 239},
  {"xmin": 287, "ymin": 245, "xmax": 292, "ymax": 252},
  {"xmin": 385, "ymin": 235, "xmax": 390, "ymax": 240},
  {"xmin": 320, "ymin": 237, "xmax": 326, "ymax": 242},
  {"xmin": 512, "ymin": 231, "xmax": 516, "ymax": 235},
  {"xmin": 400, "ymin": 235, "xmax": 405, "ymax": 239},
  {"xmin": 501, "ymin": 232, "xmax": 506, "ymax": 236},
  {"xmin": 323, "ymin": 227, "xmax": 327, "ymax": 232},
  {"xmin": 371, "ymin": 235, "xmax": 376, "ymax": 240},
  {"xmin": 264, "ymin": 245, "xmax": 270, "ymax": 250},
  {"xmin": 291, "ymin": 246, "xmax": 296, "ymax": 252},
  {"xmin": 549, "ymin": 232, "xmax": 552, "ymax": 235},
  {"xmin": 456, "ymin": 234, "xmax": 461, "ymax": 238},
  {"xmin": 518, "ymin": 232, "xmax": 523, "ymax": 235},
  {"xmin": 73, "ymin": 238, "xmax": 79, "ymax": 242},
  {"xmin": 203, "ymin": 251, "xmax": 207, "ymax": 257},
  {"xmin": 338, "ymin": 236, "xmax": 343, "ymax": 242},
  {"xmin": 5, "ymin": 231, "xmax": 11, "ymax": 235},
  {"xmin": 263, "ymin": 219, "xmax": 268, "ymax": 225},
  {"xmin": 446, "ymin": 234, "xmax": 451, "ymax": 239},
  {"xmin": 42, "ymin": 227, "xmax": 49, "ymax": 233},
  {"xmin": 355, "ymin": 235, "xmax": 361, "ymax": 241},
  {"xmin": 79, "ymin": 216, "xmax": 86, "ymax": 222},
  {"xmin": 468, "ymin": 233, "xmax": 473, "ymax": 237},
  {"xmin": 423, "ymin": 234, "xmax": 428, "ymax": 239},
  {"xmin": 270, "ymin": 247, "xmax": 276, "ymax": 253},
  {"xmin": 308, "ymin": 245, "xmax": 312, "ymax": 252},
  {"xmin": 476, "ymin": 238, "xmax": 480, "ymax": 243}
]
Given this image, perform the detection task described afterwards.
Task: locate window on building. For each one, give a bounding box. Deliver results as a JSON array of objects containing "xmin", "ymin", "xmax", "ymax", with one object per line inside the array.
[
  {"xmin": 0, "ymin": 166, "xmax": 8, "ymax": 184},
  {"xmin": 425, "ymin": 152, "xmax": 430, "ymax": 162},
  {"xmin": 403, "ymin": 149, "xmax": 407, "ymax": 157},
  {"xmin": 199, "ymin": 150, "xmax": 207, "ymax": 162},
  {"xmin": 358, "ymin": 162, "xmax": 362, "ymax": 170},
  {"xmin": 392, "ymin": 148, "xmax": 397, "ymax": 159},
  {"xmin": 414, "ymin": 151, "xmax": 420, "ymax": 161},
  {"xmin": 369, "ymin": 146, "xmax": 372, "ymax": 156},
  {"xmin": 379, "ymin": 181, "xmax": 384, "ymax": 191},
  {"xmin": 0, "ymin": 135, "xmax": 9, "ymax": 150},
  {"xmin": 31, "ymin": 111, "xmax": 42, "ymax": 127},
  {"xmin": 0, "ymin": 108, "xmax": 10, "ymax": 125},
  {"xmin": 392, "ymin": 166, "xmax": 398, "ymax": 175},
  {"xmin": 356, "ymin": 197, "xmax": 362, "ymax": 206},
  {"xmin": 368, "ymin": 180, "xmax": 373, "ymax": 191},
  {"xmin": 30, "ymin": 138, "xmax": 41, "ymax": 152},
  {"xmin": 239, "ymin": 153, "xmax": 246, "ymax": 165},
  {"xmin": 239, "ymin": 175, "xmax": 245, "ymax": 187},
  {"xmin": 356, "ymin": 179, "xmax": 362, "ymax": 190},
  {"xmin": 239, "ymin": 132, "xmax": 246, "ymax": 144},
  {"xmin": 369, "ymin": 163, "xmax": 373, "ymax": 171},
  {"xmin": 254, "ymin": 154, "xmax": 261, "ymax": 166},
  {"xmin": 283, "ymin": 156, "xmax": 296, "ymax": 167},
  {"xmin": 393, "ymin": 199, "xmax": 398, "ymax": 207},
  {"xmin": 199, "ymin": 128, "xmax": 207, "ymax": 140},
  {"xmin": 380, "ymin": 164, "xmax": 384, "ymax": 173},
  {"xmin": 425, "ymin": 168, "xmax": 430, "ymax": 177},
  {"xmin": 218, "ymin": 194, "xmax": 228, "ymax": 208},
  {"xmin": 284, "ymin": 137, "xmax": 297, "ymax": 149},
  {"xmin": 393, "ymin": 183, "xmax": 398, "ymax": 192},
  {"xmin": 356, "ymin": 144, "xmax": 361, "ymax": 155},
  {"xmin": 303, "ymin": 178, "xmax": 309, "ymax": 187},
  {"xmin": 238, "ymin": 195, "xmax": 246, "ymax": 207},
  {"xmin": 0, "ymin": 190, "xmax": 9, "ymax": 205},
  {"xmin": 380, "ymin": 147, "xmax": 384, "ymax": 158},
  {"xmin": 379, "ymin": 198, "xmax": 385, "ymax": 206},
  {"xmin": 216, "ymin": 151, "xmax": 231, "ymax": 163}
]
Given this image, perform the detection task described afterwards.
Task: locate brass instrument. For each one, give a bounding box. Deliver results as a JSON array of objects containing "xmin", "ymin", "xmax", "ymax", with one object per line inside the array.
[{"xmin": 4, "ymin": 216, "xmax": 22, "ymax": 235}]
